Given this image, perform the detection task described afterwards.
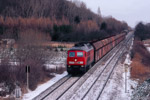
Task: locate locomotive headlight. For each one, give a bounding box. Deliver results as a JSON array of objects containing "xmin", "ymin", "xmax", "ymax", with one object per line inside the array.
[
  {"xmin": 75, "ymin": 59, "xmax": 77, "ymax": 62},
  {"xmin": 78, "ymin": 61, "xmax": 83, "ymax": 64},
  {"xmin": 69, "ymin": 61, "xmax": 74, "ymax": 64}
]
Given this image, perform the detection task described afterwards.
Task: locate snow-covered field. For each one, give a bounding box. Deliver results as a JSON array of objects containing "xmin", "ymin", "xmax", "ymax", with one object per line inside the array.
[
  {"xmin": 0, "ymin": 47, "xmax": 68, "ymax": 99},
  {"xmin": 45, "ymin": 51, "xmax": 67, "ymax": 70},
  {"xmin": 22, "ymin": 51, "xmax": 67, "ymax": 100},
  {"xmin": 23, "ymin": 72, "xmax": 68, "ymax": 100}
]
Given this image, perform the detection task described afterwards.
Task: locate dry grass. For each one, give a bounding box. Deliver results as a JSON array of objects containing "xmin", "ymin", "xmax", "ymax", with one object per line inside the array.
[
  {"xmin": 130, "ymin": 41, "xmax": 150, "ymax": 83},
  {"xmin": 43, "ymin": 42, "xmax": 75, "ymax": 48},
  {"xmin": 131, "ymin": 53, "xmax": 150, "ymax": 82},
  {"xmin": 0, "ymin": 97, "xmax": 15, "ymax": 100},
  {"xmin": 0, "ymin": 16, "xmax": 69, "ymax": 30}
]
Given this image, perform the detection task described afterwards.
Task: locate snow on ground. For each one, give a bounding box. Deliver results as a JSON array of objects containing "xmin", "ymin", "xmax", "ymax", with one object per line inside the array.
[
  {"xmin": 147, "ymin": 47, "xmax": 150, "ymax": 52},
  {"xmin": 99, "ymin": 38, "xmax": 138, "ymax": 100},
  {"xmin": 22, "ymin": 51, "xmax": 67, "ymax": 100},
  {"xmin": 132, "ymin": 79, "xmax": 150, "ymax": 100},
  {"xmin": 23, "ymin": 71, "xmax": 68, "ymax": 100},
  {"xmin": 45, "ymin": 51, "xmax": 67, "ymax": 67},
  {"xmin": 99, "ymin": 54, "xmax": 138, "ymax": 100},
  {"xmin": 0, "ymin": 48, "xmax": 67, "ymax": 99},
  {"xmin": 144, "ymin": 44, "xmax": 149, "ymax": 46},
  {"xmin": 0, "ymin": 47, "xmax": 68, "ymax": 99},
  {"xmin": 144, "ymin": 44, "xmax": 150, "ymax": 52}
]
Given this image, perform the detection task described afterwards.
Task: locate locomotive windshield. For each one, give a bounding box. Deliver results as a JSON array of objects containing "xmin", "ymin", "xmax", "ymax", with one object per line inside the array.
[
  {"xmin": 77, "ymin": 52, "xmax": 83, "ymax": 57},
  {"xmin": 69, "ymin": 52, "xmax": 75, "ymax": 57}
]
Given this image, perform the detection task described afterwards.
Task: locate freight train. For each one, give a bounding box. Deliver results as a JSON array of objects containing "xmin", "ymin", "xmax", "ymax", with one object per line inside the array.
[{"xmin": 67, "ymin": 33, "xmax": 126, "ymax": 74}]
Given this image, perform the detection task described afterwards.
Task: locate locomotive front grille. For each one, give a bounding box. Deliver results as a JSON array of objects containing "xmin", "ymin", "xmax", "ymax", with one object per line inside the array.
[{"xmin": 72, "ymin": 65, "xmax": 80, "ymax": 68}]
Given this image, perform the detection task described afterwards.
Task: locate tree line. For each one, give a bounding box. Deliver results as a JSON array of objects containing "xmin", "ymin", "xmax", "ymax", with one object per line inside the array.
[
  {"xmin": 134, "ymin": 22, "xmax": 150, "ymax": 41},
  {"xmin": 0, "ymin": 0, "xmax": 129, "ymax": 42}
]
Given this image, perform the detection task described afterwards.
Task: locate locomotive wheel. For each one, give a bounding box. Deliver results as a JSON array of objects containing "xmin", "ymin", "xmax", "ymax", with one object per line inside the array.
[
  {"xmin": 89, "ymin": 64, "xmax": 92, "ymax": 69},
  {"xmin": 67, "ymin": 70, "xmax": 72, "ymax": 75},
  {"xmin": 83, "ymin": 67, "xmax": 87, "ymax": 73},
  {"xmin": 87, "ymin": 64, "xmax": 92, "ymax": 70}
]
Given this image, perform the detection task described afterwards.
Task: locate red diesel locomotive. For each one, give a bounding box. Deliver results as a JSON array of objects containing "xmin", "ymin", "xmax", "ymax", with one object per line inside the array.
[
  {"xmin": 67, "ymin": 33, "xmax": 126, "ymax": 74},
  {"xmin": 67, "ymin": 43, "xmax": 94, "ymax": 74}
]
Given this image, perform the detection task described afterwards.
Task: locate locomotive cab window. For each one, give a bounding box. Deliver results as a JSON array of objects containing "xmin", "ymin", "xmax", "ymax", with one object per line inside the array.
[
  {"xmin": 77, "ymin": 52, "xmax": 83, "ymax": 57},
  {"xmin": 69, "ymin": 52, "xmax": 75, "ymax": 57}
]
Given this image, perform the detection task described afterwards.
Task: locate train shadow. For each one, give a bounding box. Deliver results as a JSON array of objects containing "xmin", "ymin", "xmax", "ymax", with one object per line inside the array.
[{"xmin": 70, "ymin": 72, "xmax": 85, "ymax": 77}]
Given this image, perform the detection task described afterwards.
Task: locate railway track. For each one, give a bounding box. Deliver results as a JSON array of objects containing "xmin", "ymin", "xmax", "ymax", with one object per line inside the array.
[{"xmin": 33, "ymin": 33, "xmax": 134, "ymax": 100}]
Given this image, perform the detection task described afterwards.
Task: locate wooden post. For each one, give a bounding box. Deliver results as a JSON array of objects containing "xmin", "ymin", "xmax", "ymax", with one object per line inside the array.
[
  {"xmin": 26, "ymin": 66, "xmax": 30, "ymax": 91},
  {"xmin": 125, "ymin": 64, "xmax": 128, "ymax": 93}
]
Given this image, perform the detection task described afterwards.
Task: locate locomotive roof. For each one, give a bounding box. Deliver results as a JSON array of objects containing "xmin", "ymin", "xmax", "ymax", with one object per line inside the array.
[{"xmin": 69, "ymin": 43, "xmax": 93, "ymax": 52}]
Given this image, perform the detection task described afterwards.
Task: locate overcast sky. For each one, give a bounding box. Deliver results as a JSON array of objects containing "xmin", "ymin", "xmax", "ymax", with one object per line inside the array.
[{"xmin": 79, "ymin": 0, "xmax": 150, "ymax": 28}]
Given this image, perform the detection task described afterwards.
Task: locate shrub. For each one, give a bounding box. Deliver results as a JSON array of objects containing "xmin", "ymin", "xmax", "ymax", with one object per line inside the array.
[
  {"xmin": 22, "ymin": 59, "xmax": 45, "ymax": 90},
  {"xmin": 0, "ymin": 59, "xmax": 17, "ymax": 94},
  {"xmin": 131, "ymin": 41, "xmax": 150, "ymax": 82},
  {"xmin": 74, "ymin": 16, "xmax": 80, "ymax": 24},
  {"xmin": 0, "ymin": 25, "xmax": 4, "ymax": 35},
  {"xmin": 100, "ymin": 22, "xmax": 107, "ymax": 30},
  {"xmin": 134, "ymin": 22, "xmax": 150, "ymax": 41}
]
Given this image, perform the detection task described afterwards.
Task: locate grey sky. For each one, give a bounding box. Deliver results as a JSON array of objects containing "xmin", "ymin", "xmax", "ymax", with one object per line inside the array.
[{"xmin": 79, "ymin": 0, "xmax": 150, "ymax": 28}]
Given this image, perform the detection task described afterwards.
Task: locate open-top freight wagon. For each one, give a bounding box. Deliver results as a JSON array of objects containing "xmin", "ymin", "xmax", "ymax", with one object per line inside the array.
[{"xmin": 67, "ymin": 33, "xmax": 126, "ymax": 74}]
